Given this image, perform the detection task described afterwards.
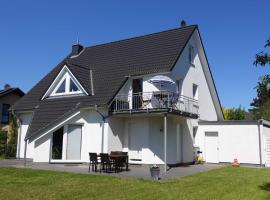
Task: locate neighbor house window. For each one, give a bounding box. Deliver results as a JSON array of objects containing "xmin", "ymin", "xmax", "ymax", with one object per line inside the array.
[
  {"xmin": 193, "ymin": 84, "xmax": 198, "ymax": 100},
  {"xmin": 1, "ymin": 104, "xmax": 10, "ymax": 124},
  {"xmin": 189, "ymin": 45, "xmax": 195, "ymax": 66}
]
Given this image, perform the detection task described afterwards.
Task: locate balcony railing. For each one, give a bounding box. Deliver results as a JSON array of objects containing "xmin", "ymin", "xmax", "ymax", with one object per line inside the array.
[{"xmin": 110, "ymin": 91, "xmax": 199, "ymax": 117}]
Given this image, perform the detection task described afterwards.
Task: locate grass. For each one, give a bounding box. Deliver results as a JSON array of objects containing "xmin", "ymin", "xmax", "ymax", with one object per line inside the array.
[{"xmin": 0, "ymin": 167, "xmax": 270, "ymax": 199}]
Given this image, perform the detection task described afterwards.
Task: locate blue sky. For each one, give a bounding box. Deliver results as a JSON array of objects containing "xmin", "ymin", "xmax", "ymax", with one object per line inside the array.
[{"xmin": 0, "ymin": 0, "xmax": 269, "ymax": 109}]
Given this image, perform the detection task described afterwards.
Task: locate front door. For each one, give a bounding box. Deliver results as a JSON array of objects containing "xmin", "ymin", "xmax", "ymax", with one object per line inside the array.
[{"xmin": 205, "ymin": 132, "xmax": 219, "ymax": 163}]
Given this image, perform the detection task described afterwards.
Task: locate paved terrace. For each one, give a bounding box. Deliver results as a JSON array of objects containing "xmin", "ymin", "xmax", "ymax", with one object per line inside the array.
[{"xmin": 0, "ymin": 159, "xmax": 224, "ymax": 180}]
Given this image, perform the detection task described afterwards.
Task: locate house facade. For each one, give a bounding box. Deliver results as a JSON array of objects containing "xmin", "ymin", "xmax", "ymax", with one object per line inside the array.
[
  {"xmin": 14, "ymin": 24, "xmax": 225, "ymax": 166},
  {"xmin": 0, "ymin": 85, "xmax": 24, "ymax": 137}
]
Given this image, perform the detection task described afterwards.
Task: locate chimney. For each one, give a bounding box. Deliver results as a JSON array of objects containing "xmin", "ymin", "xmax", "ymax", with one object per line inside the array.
[
  {"xmin": 180, "ymin": 20, "xmax": 187, "ymax": 27},
  {"xmin": 4, "ymin": 84, "xmax": 11, "ymax": 90},
  {"xmin": 71, "ymin": 44, "xmax": 84, "ymax": 56}
]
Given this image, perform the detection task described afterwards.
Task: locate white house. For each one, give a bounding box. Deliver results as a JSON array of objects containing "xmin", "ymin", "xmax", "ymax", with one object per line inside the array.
[{"xmin": 14, "ymin": 22, "xmax": 270, "ymax": 169}]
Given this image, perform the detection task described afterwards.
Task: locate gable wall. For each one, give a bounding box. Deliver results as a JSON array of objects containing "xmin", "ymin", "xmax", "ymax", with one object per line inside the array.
[{"xmin": 169, "ymin": 32, "xmax": 218, "ymax": 121}]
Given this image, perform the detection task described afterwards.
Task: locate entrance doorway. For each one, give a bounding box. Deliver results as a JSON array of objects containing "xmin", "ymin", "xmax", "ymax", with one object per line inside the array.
[
  {"xmin": 51, "ymin": 127, "xmax": 64, "ymax": 160},
  {"xmin": 132, "ymin": 78, "xmax": 143, "ymax": 109},
  {"xmin": 205, "ymin": 132, "xmax": 219, "ymax": 163}
]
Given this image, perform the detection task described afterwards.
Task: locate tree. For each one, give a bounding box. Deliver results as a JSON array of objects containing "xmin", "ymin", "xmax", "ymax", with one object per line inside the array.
[
  {"xmin": 222, "ymin": 106, "xmax": 246, "ymax": 120},
  {"xmin": 7, "ymin": 112, "xmax": 18, "ymax": 158},
  {"xmin": 254, "ymin": 38, "xmax": 270, "ymax": 66},
  {"xmin": 250, "ymin": 76, "xmax": 270, "ymax": 120},
  {"xmin": 250, "ymin": 37, "xmax": 270, "ymax": 120},
  {"xmin": 0, "ymin": 130, "xmax": 7, "ymax": 158}
]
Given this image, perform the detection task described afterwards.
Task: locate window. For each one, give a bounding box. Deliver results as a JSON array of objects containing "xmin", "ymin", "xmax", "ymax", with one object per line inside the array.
[
  {"xmin": 188, "ymin": 45, "xmax": 195, "ymax": 65},
  {"xmin": 69, "ymin": 79, "xmax": 79, "ymax": 92},
  {"xmin": 51, "ymin": 73, "xmax": 83, "ymax": 97},
  {"xmin": 193, "ymin": 84, "xmax": 198, "ymax": 100},
  {"xmin": 41, "ymin": 65, "xmax": 88, "ymax": 99},
  {"xmin": 1, "ymin": 104, "xmax": 10, "ymax": 124},
  {"xmin": 55, "ymin": 79, "xmax": 66, "ymax": 94}
]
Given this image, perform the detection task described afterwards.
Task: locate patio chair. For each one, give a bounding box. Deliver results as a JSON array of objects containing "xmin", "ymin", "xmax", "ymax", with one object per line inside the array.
[
  {"xmin": 89, "ymin": 152, "xmax": 98, "ymax": 172},
  {"xmin": 100, "ymin": 153, "xmax": 112, "ymax": 173},
  {"xmin": 113, "ymin": 152, "xmax": 128, "ymax": 173},
  {"xmin": 120, "ymin": 152, "xmax": 128, "ymax": 171}
]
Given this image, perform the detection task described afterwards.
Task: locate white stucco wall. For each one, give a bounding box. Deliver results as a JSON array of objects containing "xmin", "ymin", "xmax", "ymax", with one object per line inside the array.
[
  {"xmin": 107, "ymin": 117, "xmax": 125, "ymax": 152},
  {"xmin": 197, "ymin": 123, "xmax": 261, "ymax": 164},
  {"xmin": 29, "ymin": 109, "xmax": 106, "ymax": 162},
  {"xmin": 121, "ymin": 116, "xmax": 193, "ymax": 165},
  {"xmin": 169, "ymin": 33, "xmax": 218, "ymax": 121},
  {"xmin": 17, "ymin": 113, "xmax": 33, "ymax": 159}
]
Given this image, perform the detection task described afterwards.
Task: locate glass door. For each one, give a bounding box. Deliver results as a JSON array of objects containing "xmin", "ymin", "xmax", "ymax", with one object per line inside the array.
[{"xmin": 66, "ymin": 124, "xmax": 82, "ymax": 160}]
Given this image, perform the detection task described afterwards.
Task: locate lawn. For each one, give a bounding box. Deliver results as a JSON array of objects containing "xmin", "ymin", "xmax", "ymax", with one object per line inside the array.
[{"xmin": 0, "ymin": 167, "xmax": 270, "ymax": 200}]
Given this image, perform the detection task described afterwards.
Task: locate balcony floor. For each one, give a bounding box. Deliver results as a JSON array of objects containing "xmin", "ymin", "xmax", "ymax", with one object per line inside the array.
[{"xmin": 109, "ymin": 108, "xmax": 199, "ymax": 119}]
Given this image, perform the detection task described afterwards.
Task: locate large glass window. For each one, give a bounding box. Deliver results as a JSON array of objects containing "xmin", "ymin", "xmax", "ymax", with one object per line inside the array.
[
  {"xmin": 51, "ymin": 127, "xmax": 64, "ymax": 160},
  {"xmin": 1, "ymin": 104, "xmax": 10, "ymax": 124}
]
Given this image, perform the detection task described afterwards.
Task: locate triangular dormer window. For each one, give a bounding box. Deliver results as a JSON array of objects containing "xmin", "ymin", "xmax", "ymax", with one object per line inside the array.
[{"xmin": 42, "ymin": 65, "xmax": 88, "ymax": 99}]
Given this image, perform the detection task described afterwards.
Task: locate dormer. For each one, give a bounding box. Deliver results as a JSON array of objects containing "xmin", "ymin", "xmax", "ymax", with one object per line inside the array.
[{"xmin": 41, "ymin": 65, "xmax": 88, "ymax": 99}]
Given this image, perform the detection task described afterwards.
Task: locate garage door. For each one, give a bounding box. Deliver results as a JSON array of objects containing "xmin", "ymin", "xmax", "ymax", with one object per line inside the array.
[{"xmin": 205, "ymin": 132, "xmax": 219, "ymax": 163}]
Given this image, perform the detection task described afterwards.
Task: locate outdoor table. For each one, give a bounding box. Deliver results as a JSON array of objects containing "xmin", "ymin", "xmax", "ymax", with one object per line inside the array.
[{"xmin": 109, "ymin": 154, "xmax": 129, "ymax": 171}]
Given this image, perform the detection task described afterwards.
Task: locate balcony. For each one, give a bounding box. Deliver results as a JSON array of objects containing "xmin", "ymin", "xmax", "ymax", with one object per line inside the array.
[{"xmin": 109, "ymin": 91, "xmax": 199, "ymax": 118}]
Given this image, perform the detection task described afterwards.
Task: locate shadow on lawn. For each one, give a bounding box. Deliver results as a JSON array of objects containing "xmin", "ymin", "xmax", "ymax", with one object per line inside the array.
[
  {"xmin": 259, "ymin": 182, "xmax": 270, "ymax": 199},
  {"xmin": 259, "ymin": 182, "xmax": 270, "ymax": 192}
]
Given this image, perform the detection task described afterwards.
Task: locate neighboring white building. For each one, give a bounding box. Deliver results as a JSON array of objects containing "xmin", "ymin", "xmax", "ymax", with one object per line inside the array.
[{"xmin": 14, "ymin": 23, "xmax": 270, "ymax": 169}]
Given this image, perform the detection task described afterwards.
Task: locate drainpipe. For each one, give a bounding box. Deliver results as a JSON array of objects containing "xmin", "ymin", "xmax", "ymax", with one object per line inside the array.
[
  {"xmin": 24, "ymin": 139, "xmax": 27, "ymax": 167},
  {"xmin": 258, "ymin": 119, "xmax": 263, "ymax": 167},
  {"xmin": 164, "ymin": 114, "xmax": 167, "ymax": 172},
  {"xmin": 94, "ymin": 105, "xmax": 109, "ymax": 153}
]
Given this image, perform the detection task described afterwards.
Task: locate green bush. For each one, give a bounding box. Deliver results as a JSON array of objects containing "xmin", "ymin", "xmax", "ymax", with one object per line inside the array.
[{"xmin": 0, "ymin": 130, "xmax": 8, "ymax": 158}]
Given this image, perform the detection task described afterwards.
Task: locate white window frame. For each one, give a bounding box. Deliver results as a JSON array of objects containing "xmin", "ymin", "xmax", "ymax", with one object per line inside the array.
[
  {"xmin": 51, "ymin": 73, "xmax": 82, "ymax": 97},
  {"xmin": 41, "ymin": 65, "xmax": 89, "ymax": 99}
]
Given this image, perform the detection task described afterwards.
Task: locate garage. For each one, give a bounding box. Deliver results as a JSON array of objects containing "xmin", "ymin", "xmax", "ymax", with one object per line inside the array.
[{"xmin": 196, "ymin": 119, "xmax": 270, "ymax": 166}]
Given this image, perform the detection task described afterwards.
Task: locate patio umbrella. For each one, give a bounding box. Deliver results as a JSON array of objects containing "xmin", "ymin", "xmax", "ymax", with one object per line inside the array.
[{"xmin": 148, "ymin": 75, "xmax": 177, "ymax": 92}]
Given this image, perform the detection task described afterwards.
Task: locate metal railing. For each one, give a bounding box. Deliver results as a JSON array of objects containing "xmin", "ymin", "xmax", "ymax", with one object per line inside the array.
[{"xmin": 111, "ymin": 91, "xmax": 199, "ymax": 116}]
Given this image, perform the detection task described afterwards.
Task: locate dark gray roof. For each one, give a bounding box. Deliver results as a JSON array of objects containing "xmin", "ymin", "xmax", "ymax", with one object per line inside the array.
[
  {"xmin": 0, "ymin": 88, "xmax": 24, "ymax": 98},
  {"xmin": 13, "ymin": 25, "xmax": 197, "ymax": 139}
]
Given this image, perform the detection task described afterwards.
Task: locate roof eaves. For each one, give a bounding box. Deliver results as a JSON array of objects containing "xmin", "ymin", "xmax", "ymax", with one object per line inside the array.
[{"xmin": 25, "ymin": 102, "xmax": 82, "ymax": 140}]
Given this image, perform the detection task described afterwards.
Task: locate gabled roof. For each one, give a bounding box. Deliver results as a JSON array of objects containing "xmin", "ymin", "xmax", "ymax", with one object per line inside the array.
[
  {"xmin": 0, "ymin": 88, "xmax": 24, "ymax": 98},
  {"xmin": 14, "ymin": 25, "xmax": 197, "ymax": 139}
]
